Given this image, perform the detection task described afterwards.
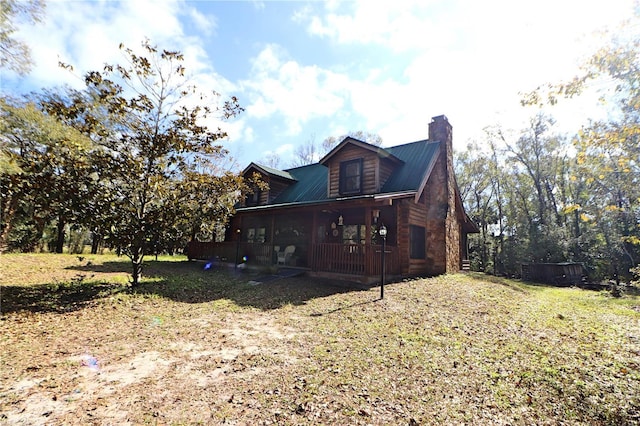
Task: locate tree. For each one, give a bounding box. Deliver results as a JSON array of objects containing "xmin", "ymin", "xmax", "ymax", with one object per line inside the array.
[
  {"xmin": 457, "ymin": 116, "xmax": 572, "ymax": 276},
  {"xmin": 0, "ymin": 0, "xmax": 45, "ymax": 75},
  {"xmin": 0, "ymin": 97, "xmax": 91, "ymax": 253},
  {"xmin": 61, "ymin": 40, "xmax": 245, "ymax": 286},
  {"xmin": 36, "ymin": 86, "xmax": 118, "ymax": 254},
  {"xmin": 289, "ymin": 134, "xmax": 319, "ymax": 167},
  {"xmin": 522, "ymin": 14, "xmax": 640, "ymax": 281},
  {"xmin": 262, "ymin": 152, "xmax": 280, "ymax": 168},
  {"xmin": 455, "ymin": 141, "xmax": 497, "ymax": 272}
]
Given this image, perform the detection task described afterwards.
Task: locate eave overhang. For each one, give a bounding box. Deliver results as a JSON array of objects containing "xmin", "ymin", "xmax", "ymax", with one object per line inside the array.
[{"xmin": 235, "ymin": 190, "xmax": 417, "ymax": 214}]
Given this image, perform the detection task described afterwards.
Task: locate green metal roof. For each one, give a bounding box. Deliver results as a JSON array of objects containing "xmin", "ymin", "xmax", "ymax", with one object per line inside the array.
[
  {"xmin": 382, "ymin": 140, "xmax": 440, "ymax": 192},
  {"xmin": 238, "ymin": 139, "xmax": 441, "ymax": 210},
  {"xmin": 271, "ymin": 163, "xmax": 328, "ymax": 203},
  {"xmin": 244, "ymin": 162, "xmax": 297, "ymax": 181}
]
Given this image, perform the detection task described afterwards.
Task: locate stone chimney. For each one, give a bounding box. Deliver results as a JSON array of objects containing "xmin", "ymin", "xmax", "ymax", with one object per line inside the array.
[
  {"xmin": 426, "ymin": 115, "xmax": 461, "ymax": 273},
  {"xmin": 428, "ymin": 115, "xmax": 452, "ymax": 154}
]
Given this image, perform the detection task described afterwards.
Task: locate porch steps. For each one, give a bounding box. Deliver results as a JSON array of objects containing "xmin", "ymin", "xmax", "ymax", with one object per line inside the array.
[
  {"xmin": 461, "ymin": 260, "xmax": 471, "ymax": 271},
  {"xmin": 247, "ymin": 268, "xmax": 306, "ymax": 285}
]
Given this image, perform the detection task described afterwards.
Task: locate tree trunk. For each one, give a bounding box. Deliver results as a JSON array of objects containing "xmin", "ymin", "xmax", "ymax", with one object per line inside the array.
[
  {"xmin": 0, "ymin": 221, "xmax": 13, "ymax": 254},
  {"xmin": 0, "ymin": 197, "xmax": 20, "ymax": 254},
  {"xmin": 129, "ymin": 246, "xmax": 144, "ymax": 287},
  {"xmin": 91, "ymin": 232, "xmax": 100, "ymax": 254},
  {"xmin": 55, "ymin": 217, "xmax": 66, "ymax": 253}
]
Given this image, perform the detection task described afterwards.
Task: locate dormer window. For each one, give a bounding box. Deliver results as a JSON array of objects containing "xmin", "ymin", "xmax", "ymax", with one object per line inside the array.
[
  {"xmin": 246, "ymin": 189, "xmax": 260, "ymax": 207},
  {"xmin": 339, "ymin": 158, "xmax": 363, "ymax": 195}
]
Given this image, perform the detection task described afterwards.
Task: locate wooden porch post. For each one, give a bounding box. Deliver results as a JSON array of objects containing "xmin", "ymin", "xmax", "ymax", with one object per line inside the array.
[
  {"xmin": 310, "ymin": 210, "xmax": 318, "ymax": 270},
  {"xmin": 365, "ymin": 206, "xmax": 372, "ymax": 276},
  {"xmin": 270, "ymin": 215, "xmax": 276, "ymax": 264}
]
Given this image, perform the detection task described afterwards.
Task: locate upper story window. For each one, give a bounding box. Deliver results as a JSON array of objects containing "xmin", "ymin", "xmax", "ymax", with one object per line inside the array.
[
  {"xmin": 339, "ymin": 158, "xmax": 363, "ymax": 195},
  {"xmin": 245, "ymin": 189, "xmax": 260, "ymax": 207}
]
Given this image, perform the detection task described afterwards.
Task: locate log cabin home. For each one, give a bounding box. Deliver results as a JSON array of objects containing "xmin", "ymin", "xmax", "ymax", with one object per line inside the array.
[{"xmin": 187, "ymin": 115, "xmax": 479, "ymax": 283}]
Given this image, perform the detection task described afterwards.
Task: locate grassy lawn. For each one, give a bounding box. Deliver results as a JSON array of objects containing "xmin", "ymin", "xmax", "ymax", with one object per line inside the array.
[{"xmin": 1, "ymin": 254, "xmax": 639, "ymax": 425}]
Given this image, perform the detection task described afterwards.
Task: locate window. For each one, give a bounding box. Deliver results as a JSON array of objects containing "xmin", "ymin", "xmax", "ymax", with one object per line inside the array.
[
  {"xmin": 410, "ymin": 225, "xmax": 426, "ymax": 259},
  {"xmin": 339, "ymin": 158, "xmax": 363, "ymax": 195},
  {"xmin": 246, "ymin": 227, "xmax": 266, "ymax": 243},
  {"xmin": 342, "ymin": 224, "xmax": 366, "ymax": 245},
  {"xmin": 245, "ymin": 189, "xmax": 260, "ymax": 207},
  {"xmin": 256, "ymin": 227, "xmax": 266, "ymax": 243}
]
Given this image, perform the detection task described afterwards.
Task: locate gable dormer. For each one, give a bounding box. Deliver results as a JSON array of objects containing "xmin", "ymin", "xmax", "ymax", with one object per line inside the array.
[
  {"xmin": 241, "ymin": 163, "xmax": 297, "ymax": 207},
  {"xmin": 319, "ymin": 137, "xmax": 403, "ymax": 198}
]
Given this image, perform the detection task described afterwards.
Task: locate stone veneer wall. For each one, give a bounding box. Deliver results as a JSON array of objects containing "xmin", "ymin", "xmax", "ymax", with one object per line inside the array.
[
  {"xmin": 424, "ymin": 152, "xmax": 447, "ymax": 274},
  {"xmin": 427, "ymin": 115, "xmax": 462, "ymax": 274}
]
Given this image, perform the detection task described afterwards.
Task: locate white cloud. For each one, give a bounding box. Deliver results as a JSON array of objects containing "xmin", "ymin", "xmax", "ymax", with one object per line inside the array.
[
  {"xmin": 289, "ymin": 0, "xmax": 635, "ymax": 149},
  {"xmin": 8, "ymin": 0, "xmax": 186, "ymax": 89},
  {"xmin": 252, "ymin": 1, "xmax": 266, "ymax": 11},
  {"xmin": 5, "ymin": 0, "xmax": 250, "ymax": 155},
  {"xmin": 188, "ymin": 7, "xmax": 217, "ymax": 36},
  {"xmin": 264, "ymin": 143, "xmax": 293, "ymax": 157},
  {"xmin": 240, "ymin": 44, "xmax": 349, "ymax": 135},
  {"xmin": 6, "ymin": 0, "xmax": 634, "ymax": 169}
]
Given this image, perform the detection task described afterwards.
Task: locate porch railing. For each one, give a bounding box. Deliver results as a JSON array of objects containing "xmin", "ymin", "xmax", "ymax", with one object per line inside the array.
[
  {"xmin": 310, "ymin": 243, "xmax": 399, "ymax": 277},
  {"xmin": 187, "ymin": 241, "xmax": 400, "ymax": 277},
  {"xmin": 186, "ymin": 241, "xmax": 274, "ymax": 265}
]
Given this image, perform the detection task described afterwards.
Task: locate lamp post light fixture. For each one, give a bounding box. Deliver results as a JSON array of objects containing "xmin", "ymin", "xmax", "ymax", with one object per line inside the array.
[{"xmin": 378, "ymin": 224, "xmax": 387, "ymax": 300}]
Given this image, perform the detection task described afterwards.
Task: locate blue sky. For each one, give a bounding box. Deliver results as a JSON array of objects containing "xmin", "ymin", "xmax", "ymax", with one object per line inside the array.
[{"xmin": 3, "ymin": 0, "xmax": 636, "ymax": 169}]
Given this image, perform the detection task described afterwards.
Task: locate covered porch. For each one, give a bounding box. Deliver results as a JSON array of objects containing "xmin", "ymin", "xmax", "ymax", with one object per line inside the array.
[
  {"xmin": 186, "ymin": 240, "xmax": 400, "ymax": 284},
  {"xmin": 186, "ymin": 202, "xmax": 403, "ymax": 284}
]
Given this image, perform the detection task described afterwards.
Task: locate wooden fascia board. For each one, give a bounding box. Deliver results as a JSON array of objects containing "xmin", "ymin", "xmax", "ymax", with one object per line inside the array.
[
  {"xmin": 319, "ymin": 137, "xmax": 402, "ymax": 166},
  {"xmin": 236, "ymin": 191, "xmax": 415, "ymax": 214},
  {"xmin": 413, "ymin": 144, "xmax": 441, "ymax": 203},
  {"xmin": 241, "ymin": 162, "xmax": 263, "ymax": 177}
]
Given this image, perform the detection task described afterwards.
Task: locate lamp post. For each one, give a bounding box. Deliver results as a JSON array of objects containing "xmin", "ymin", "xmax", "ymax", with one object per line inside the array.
[
  {"xmin": 235, "ymin": 228, "xmax": 241, "ymax": 271},
  {"xmin": 379, "ymin": 224, "xmax": 387, "ymax": 300}
]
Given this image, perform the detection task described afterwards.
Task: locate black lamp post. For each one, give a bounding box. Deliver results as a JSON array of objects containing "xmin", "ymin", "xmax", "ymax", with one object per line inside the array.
[
  {"xmin": 235, "ymin": 228, "xmax": 241, "ymax": 271},
  {"xmin": 379, "ymin": 224, "xmax": 387, "ymax": 300}
]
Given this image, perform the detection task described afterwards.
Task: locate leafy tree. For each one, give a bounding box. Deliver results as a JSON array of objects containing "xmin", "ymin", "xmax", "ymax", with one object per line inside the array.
[
  {"xmin": 0, "ymin": 97, "xmax": 91, "ymax": 253},
  {"xmin": 522, "ymin": 14, "xmax": 640, "ymax": 281},
  {"xmin": 59, "ymin": 40, "xmax": 246, "ymax": 286},
  {"xmin": 455, "ymin": 141, "xmax": 497, "ymax": 272},
  {"xmin": 458, "ymin": 116, "xmax": 572, "ymax": 276},
  {"xmin": 36, "ymin": 86, "xmax": 127, "ymax": 254},
  {"xmin": 0, "ymin": 0, "xmax": 45, "ymax": 75}
]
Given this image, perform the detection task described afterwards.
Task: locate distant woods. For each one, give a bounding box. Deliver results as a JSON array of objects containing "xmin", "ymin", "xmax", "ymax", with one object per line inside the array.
[{"xmin": 456, "ymin": 15, "xmax": 640, "ymax": 282}]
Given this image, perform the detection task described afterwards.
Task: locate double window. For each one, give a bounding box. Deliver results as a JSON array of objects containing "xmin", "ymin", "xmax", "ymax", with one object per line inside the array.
[{"xmin": 339, "ymin": 158, "xmax": 363, "ymax": 195}]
